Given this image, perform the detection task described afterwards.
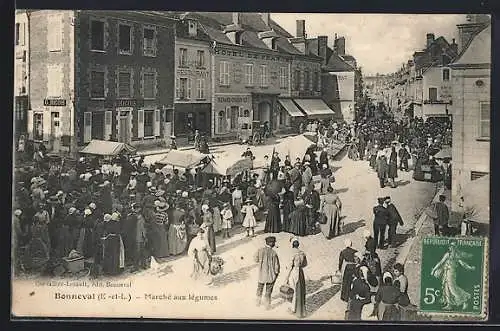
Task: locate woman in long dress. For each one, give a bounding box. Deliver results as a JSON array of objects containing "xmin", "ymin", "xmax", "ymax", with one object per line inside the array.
[
  {"xmin": 27, "ymin": 205, "xmax": 51, "ymax": 272},
  {"xmin": 241, "ymin": 199, "xmax": 258, "ymax": 237},
  {"xmin": 101, "ymin": 213, "xmax": 125, "ymax": 276},
  {"xmin": 288, "ymin": 199, "xmax": 308, "ymax": 236},
  {"xmin": 286, "ymin": 238, "xmax": 308, "ymax": 318},
  {"xmin": 281, "ymin": 187, "xmax": 295, "ymax": 233},
  {"xmin": 346, "ymin": 266, "xmax": 372, "ymax": 320},
  {"xmin": 264, "ymin": 193, "xmax": 281, "ymax": 233},
  {"xmin": 148, "ymin": 202, "xmax": 170, "ymax": 259},
  {"xmin": 319, "ymin": 186, "xmax": 343, "ymax": 239},
  {"xmin": 212, "ymin": 201, "xmax": 223, "ymax": 234},
  {"xmin": 167, "ymin": 206, "xmax": 188, "ymax": 256},
  {"xmin": 188, "ymin": 228, "xmax": 213, "ymax": 284},
  {"xmin": 339, "ymin": 239, "xmax": 358, "ymax": 302},
  {"xmin": 431, "ymin": 242, "xmax": 475, "ymax": 310},
  {"xmin": 77, "ymin": 208, "xmax": 96, "ymax": 258},
  {"xmin": 375, "ymin": 272, "xmax": 401, "ymax": 320},
  {"xmin": 201, "ymin": 204, "xmax": 216, "ymax": 253},
  {"xmin": 231, "ymin": 186, "xmax": 243, "ymax": 225}
]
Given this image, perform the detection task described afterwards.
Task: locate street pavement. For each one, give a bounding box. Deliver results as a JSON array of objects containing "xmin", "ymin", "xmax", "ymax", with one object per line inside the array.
[
  {"xmin": 12, "ymin": 141, "xmax": 437, "ymax": 319},
  {"xmin": 106, "ymin": 149, "xmax": 437, "ymax": 319}
]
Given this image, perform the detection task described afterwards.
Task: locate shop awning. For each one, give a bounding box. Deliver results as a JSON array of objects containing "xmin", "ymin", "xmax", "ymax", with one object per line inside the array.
[
  {"xmin": 275, "ymin": 134, "xmax": 316, "ymax": 162},
  {"xmin": 293, "ymin": 99, "xmax": 335, "ymax": 117},
  {"xmin": 462, "ymin": 174, "xmax": 489, "ymax": 224},
  {"xmin": 80, "ymin": 140, "xmax": 137, "ymax": 156},
  {"xmin": 156, "ymin": 149, "xmax": 210, "ymax": 168},
  {"xmin": 278, "ymin": 99, "xmax": 305, "ymax": 117}
]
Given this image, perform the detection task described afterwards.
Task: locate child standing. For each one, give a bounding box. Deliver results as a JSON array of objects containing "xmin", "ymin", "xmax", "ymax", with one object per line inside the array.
[
  {"xmin": 221, "ymin": 202, "xmax": 233, "ymax": 238},
  {"xmin": 242, "ymin": 198, "xmax": 258, "ymax": 237}
]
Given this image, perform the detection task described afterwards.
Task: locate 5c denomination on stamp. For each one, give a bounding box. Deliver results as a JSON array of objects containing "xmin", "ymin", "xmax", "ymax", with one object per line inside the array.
[{"xmin": 419, "ymin": 237, "xmax": 487, "ymax": 317}]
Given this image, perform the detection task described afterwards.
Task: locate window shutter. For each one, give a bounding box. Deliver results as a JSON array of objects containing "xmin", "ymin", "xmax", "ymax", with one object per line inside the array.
[
  {"xmin": 219, "ymin": 62, "xmax": 224, "ymax": 85},
  {"xmin": 40, "ymin": 112, "xmax": 49, "ymax": 141},
  {"xmin": 137, "ymin": 109, "xmax": 144, "ymax": 138},
  {"xmin": 104, "ymin": 111, "xmax": 112, "ymax": 140},
  {"xmin": 27, "ymin": 110, "xmax": 33, "ymax": 139},
  {"xmin": 55, "ymin": 15, "xmax": 62, "ymax": 51},
  {"xmin": 83, "ymin": 112, "xmax": 92, "ymax": 143},
  {"xmin": 154, "ymin": 109, "xmax": 160, "ymax": 136},
  {"xmin": 187, "ymin": 78, "xmax": 192, "ymax": 99},
  {"xmin": 19, "ymin": 23, "xmax": 25, "ymax": 46}
]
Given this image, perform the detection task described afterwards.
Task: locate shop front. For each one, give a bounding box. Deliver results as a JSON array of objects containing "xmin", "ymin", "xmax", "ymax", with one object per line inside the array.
[
  {"xmin": 277, "ymin": 98, "xmax": 305, "ymax": 133},
  {"xmin": 251, "ymin": 93, "xmax": 279, "ymax": 133},
  {"xmin": 174, "ymin": 103, "xmax": 212, "ymax": 138},
  {"xmin": 213, "ymin": 94, "xmax": 252, "ymax": 140},
  {"xmin": 293, "ymin": 98, "xmax": 335, "ymax": 121}
]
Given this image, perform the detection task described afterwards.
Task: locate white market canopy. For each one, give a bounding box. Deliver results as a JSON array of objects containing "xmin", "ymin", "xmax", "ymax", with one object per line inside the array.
[
  {"xmin": 434, "ymin": 146, "xmax": 452, "ymax": 159},
  {"xmin": 156, "ymin": 149, "xmax": 210, "ymax": 168},
  {"xmin": 202, "ymin": 156, "xmax": 253, "ymax": 177},
  {"xmin": 80, "ymin": 140, "xmax": 137, "ymax": 156},
  {"xmin": 275, "ymin": 134, "xmax": 316, "ymax": 163},
  {"xmin": 462, "ymin": 174, "xmax": 489, "ymax": 224}
]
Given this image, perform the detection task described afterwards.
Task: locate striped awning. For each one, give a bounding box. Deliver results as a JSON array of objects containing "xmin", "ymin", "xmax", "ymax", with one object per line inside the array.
[
  {"xmin": 278, "ymin": 99, "xmax": 305, "ymax": 117},
  {"xmin": 293, "ymin": 99, "xmax": 334, "ymax": 117}
]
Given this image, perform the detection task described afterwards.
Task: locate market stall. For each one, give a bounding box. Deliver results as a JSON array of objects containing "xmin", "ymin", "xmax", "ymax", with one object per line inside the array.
[
  {"xmin": 275, "ymin": 134, "xmax": 316, "ymax": 164},
  {"xmin": 79, "ymin": 140, "xmax": 137, "ymax": 157},
  {"xmin": 156, "ymin": 149, "xmax": 211, "ymax": 168},
  {"xmin": 461, "ymin": 174, "xmax": 489, "ymax": 236},
  {"xmin": 202, "ymin": 157, "xmax": 253, "ymax": 177}
]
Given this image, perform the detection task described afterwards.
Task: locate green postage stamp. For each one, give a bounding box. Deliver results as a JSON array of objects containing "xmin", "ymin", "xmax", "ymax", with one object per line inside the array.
[{"xmin": 420, "ymin": 236, "xmax": 487, "ymax": 317}]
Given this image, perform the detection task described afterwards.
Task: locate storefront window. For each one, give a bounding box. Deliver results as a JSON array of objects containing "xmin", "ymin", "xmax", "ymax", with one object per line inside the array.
[{"xmin": 33, "ymin": 113, "xmax": 43, "ymax": 141}]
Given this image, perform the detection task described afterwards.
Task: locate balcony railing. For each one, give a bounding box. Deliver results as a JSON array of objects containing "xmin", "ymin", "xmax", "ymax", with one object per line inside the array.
[{"xmin": 423, "ymin": 99, "xmax": 452, "ymax": 105}]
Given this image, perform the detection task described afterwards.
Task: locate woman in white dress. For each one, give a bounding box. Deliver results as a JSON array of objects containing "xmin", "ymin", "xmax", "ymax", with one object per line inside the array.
[
  {"xmin": 220, "ymin": 203, "xmax": 233, "ymax": 238},
  {"xmin": 187, "ymin": 228, "xmax": 213, "ymax": 285},
  {"xmin": 241, "ymin": 198, "xmax": 258, "ymax": 237}
]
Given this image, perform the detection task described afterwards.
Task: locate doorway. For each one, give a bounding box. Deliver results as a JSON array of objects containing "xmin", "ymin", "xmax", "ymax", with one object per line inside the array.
[
  {"xmin": 257, "ymin": 101, "xmax": 271, "ymax": 124},
  {"xmin": 50, "ymin": 112, "xmax": 61, "ymax": 152},
  {"xmin": 118, "ymin": 111, "xmax": 131, "ymax": 143}
]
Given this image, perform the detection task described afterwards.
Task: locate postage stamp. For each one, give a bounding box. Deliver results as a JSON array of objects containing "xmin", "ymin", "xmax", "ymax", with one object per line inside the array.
[{"xmin": 419, "ymin": 236, "xmax": 487, "ymax": 317}]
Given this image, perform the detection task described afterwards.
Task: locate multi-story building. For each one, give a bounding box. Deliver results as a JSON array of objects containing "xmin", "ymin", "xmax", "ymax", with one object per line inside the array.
[
  {"xmin": 14, "ymin": 11, "xmax": 29, "ymax": 139},
  {"xmin": 21, "ymin": 10, "xmax": 176, "ymax": 155},
  {"xmin": 172, "ymin": 13, "xmax": 328, "ymax": 140},
  {"xmin": 408, "ymin": 33, "xmax": 458, "ymax": 119},
  {"xmin": 306, "ymin": 33, "xmax": 357, "ymax": 123},
  {"xmin": 172, "ymin": 16, "xmax": 212, "ymax": 144},
  {"xmin": 449, "ymin": 17, "xmax": 490, "ymax": 215}
]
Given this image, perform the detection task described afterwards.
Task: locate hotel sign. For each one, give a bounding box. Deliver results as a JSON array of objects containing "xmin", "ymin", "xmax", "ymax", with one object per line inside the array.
[
  {"xmin": 44, "ymin": 99, "xmax": 67, "ymax": 106},
  {"xmin": 114, "ymin": 99, "xmax": 144, "ymax": 108},
  {"xmin": 177, "ymin": 68, "xmax": 209, "ymax": 78},
  {"xmin": 214, "ymin": 48, "xmax": 290, "ymax": 63}
]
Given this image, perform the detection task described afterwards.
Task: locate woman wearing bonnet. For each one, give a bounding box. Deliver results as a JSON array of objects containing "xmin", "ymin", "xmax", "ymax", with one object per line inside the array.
[
  {"xmin": 346, "ymin": 265, "xmax": 371, "ymax": 320},
  {"xmin": 188, "ymin": 227, "xmax": 213, "ymax": 285}
]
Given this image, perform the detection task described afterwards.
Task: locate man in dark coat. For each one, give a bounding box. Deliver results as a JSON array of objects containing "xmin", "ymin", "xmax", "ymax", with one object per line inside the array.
[
  {"xmin": 384, "ymin": 196, "xmax": 404, "ymax": 248},
  {"xmin": 131, "ymin": 203, "xmax": 148, "ymax": 272},
  {"xmin": 432, "ymin": 195, "xmax": 449, "ymax": 236},
  {"xmin": 270, "ymin": 152, "xmax": 281, "ymax": 181},
  {"xmin": 289, "ymin": 163, "xmax": 302, "ymax": 200},
  {"xmin": 373, "ymin": 198, "xmax": 389, "ymax": 249},
  {"xmin": 376, "ymin": 155, "xmax": 388, "ymax": 188},
  {"xmin": 388, "ymin": 146, "xmax": 398, "ymax": 188},
  {"xmin": 398, "ymin": 144, "xmax": 411, "ymax": 172}
]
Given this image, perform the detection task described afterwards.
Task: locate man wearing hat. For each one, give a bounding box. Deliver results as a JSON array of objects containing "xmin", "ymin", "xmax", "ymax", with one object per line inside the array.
[
  {"xmin": 373, "ymin": 198, "xmax": 389, "ymax": 250},
  {"xmin": 254, "ymin": 236, "xmax": 281, "ymax": 309},
  {"xmin": 170, "ymin": 135, "xmax": 177, "ymax": 150},
  {"xmin": 289, "ymin": 162, "xmax": 302, "ymax": 200},
  {"xmin": 384, "ymin": 196, "xmax": 404, "ymax": 248}
]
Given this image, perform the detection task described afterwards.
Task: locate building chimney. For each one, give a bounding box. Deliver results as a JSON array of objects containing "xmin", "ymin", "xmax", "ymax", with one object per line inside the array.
[
  {"xmin": 318, "ymin": 36, "xmax": 328, "ymax": 65},
  {"xmin": 296, "ymin": 20, "xmax": 305, "ymax": 38},
  {"xmin": 457, "ymin": 14, "xmax": 489, "ymax": 53},
  {"xmin": 426, "ymin": 33, "xmax": 435, "ymax": 48},
  {"xmin": 232, "ymin": 12, "xmax": 241, "ymax": 26},
  {"xmin": 334, "ymin": 36, "xmax": 345, "ymax": 56},
  {"xmin": 450, "ymin": 38, "xmax": 458, "ymax": 54},
  {"xmin": 261, "ymin": 13, "xmax": 270, "ymax": 27}
]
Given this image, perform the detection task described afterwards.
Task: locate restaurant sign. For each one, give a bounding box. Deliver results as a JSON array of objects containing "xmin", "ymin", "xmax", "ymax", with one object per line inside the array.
[{"xmin": 44, "ymin": 99, "xmax": 67, "ymax": 107}]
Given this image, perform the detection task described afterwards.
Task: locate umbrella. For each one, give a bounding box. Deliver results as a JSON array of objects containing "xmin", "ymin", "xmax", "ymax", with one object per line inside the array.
[
  {"xmin": 434, "ymin": 146, "xmax": 452, "ymax": 159},
  {"xmin": 461, "ymin": 174, "xmax": 489, "ymax": 224}
]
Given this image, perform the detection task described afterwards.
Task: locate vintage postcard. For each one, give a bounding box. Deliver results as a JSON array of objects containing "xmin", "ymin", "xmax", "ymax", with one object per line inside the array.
[{"xmin": 11, "ymin": 11, "xmax": 490, "ymax": 321}]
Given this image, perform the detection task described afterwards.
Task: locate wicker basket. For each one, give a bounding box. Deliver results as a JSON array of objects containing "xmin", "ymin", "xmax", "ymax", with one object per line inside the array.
[{"xmin": 279, "ymin": 284, "xmax": 294, "ymax": 302}]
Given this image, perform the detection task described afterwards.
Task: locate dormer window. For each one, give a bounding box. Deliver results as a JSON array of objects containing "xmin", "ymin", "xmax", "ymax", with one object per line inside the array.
[
  {"xmin": 188, "ymin": 20, "xmax": 197, "ymax": 37},
  {"xmin": 235, "ymin": 31, "xmax": 243, "ymax": 45}
]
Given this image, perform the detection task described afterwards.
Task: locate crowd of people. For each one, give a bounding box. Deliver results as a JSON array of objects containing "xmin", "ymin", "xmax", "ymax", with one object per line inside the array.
[{"xmin": 12, "ymin": 109, "xmax": 450, "ymax": 320}]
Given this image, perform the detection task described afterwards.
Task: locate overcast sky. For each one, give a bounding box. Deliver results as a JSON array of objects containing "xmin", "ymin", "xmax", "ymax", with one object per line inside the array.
[{"xmin": 272, "ymin": 14, "xmax": 465, "ymax": 76}]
